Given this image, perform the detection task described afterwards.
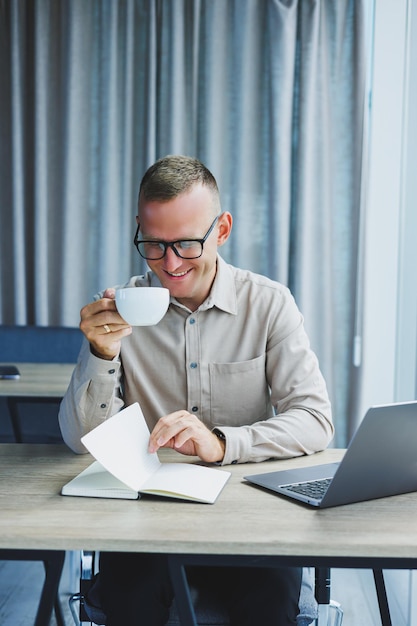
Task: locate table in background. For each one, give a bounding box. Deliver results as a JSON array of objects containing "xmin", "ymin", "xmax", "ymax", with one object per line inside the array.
[
  {"xmin": 0, "ymin": 362, "xmax": 75, "ymax": 442},
  {"xmin": 0, "ymin": 365, "xmax": 74, "ymax": 626},
  {"xmin": 1, "ymin": 444, "xmax": 417, "ymax": 625}
]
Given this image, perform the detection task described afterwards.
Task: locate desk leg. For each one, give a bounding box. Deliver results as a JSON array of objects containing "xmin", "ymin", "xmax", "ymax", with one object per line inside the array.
[
  {"xmin": 373, "ymin": 569, "xmax": 392, "ymax": 626},
  {"xmin": 168, "ymin": 555, "xmax": 198, "ymax": 626},
  {"xmin": 43, "ymin": 560, "xmax": 66, "ymax": 626},
  {"xmin": 7, "ymin": 398, "xmax": 23, "ymax": 443},
  {"xmin": 0, "ymin": 549, "xmax": 65, "ymax": 626},
  {"xmin": 36, "ymin": 552, "xmax": 66, "ymax": 626}
]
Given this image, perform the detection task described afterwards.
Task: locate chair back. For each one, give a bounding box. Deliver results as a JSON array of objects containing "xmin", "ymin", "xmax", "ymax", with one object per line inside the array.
[
  {"xmin": 0, "ymin": 325, "xmax": 82, "ymax": 443},
  {"xmin": 0, "ymin": 325, "xmax": 82, "ymax": 363}
]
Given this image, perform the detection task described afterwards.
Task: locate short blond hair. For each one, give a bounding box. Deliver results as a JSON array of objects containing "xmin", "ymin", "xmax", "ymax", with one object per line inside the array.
[{"xmin": 139, "ymin": 155, "xmax": 220, "ymax": 211}]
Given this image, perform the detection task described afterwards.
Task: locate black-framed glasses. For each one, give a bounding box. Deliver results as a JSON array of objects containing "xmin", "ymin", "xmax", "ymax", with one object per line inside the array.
[{"xmin": 134, "ymin": 215, "xmax": 219, "ymax": 260}]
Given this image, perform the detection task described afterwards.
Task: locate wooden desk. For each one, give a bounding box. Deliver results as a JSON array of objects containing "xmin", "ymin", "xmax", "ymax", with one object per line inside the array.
[
  {"xmin": 1, "ymin": 444, "xmax": 416, "ymax": 626},
  {"xmin": 0, "ymin": 363, "xmax": 75, "ymax": 442},
  {"xmin": 1, "ymin": 443, "xmax": 417, "ymax": 562},
  {"xmin": 0, "ymin": 362, "xmax": 74, "ymax": 398}
]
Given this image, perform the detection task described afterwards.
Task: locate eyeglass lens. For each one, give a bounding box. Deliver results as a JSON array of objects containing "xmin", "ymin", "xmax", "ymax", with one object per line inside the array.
[
  {"xmin": 135, "ymin": 215, "xmax": 219, "ymax": 260},
  {"xmin": 137, "ymin": 240, "xmax": 203, "ymax": 260}
]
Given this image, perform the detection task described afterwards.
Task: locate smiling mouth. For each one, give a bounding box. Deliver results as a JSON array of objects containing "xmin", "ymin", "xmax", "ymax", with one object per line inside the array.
[{"xmin": 165, "ymin": 269, "xmax": 191, "ymax": 278}]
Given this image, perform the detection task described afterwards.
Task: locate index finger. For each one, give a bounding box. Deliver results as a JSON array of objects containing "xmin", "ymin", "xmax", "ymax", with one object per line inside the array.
[
  {"xmin": 81, "ymin": 296, "xmax": 117, "ymax": 320},
  {"xmin": 148, "ymin": 411, "xmax": 191, "ymax": 452}
]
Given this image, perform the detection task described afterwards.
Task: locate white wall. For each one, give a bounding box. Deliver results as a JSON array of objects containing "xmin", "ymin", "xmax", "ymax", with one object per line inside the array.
[
  {"xmin": 359, "ymin": 0, "xmax": 417, "ymax": 421},
  {"xmin": 395, "ymin": 0, "xmax": 417, "ymax": 404},
  {"xmin": 361, "ymin": 2, "xmax": 417, "ymax": 622}
]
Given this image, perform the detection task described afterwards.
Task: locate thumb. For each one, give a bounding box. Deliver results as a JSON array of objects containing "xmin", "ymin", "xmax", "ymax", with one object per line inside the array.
[{"xmin": 103, "ymin": 287, "xmax": 116, "ymax": 300}]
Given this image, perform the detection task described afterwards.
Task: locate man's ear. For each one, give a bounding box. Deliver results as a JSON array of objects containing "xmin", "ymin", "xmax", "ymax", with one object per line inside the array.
[{"xmin": 217, "ymin": 212, "xmax": 233, "ymax": 247}]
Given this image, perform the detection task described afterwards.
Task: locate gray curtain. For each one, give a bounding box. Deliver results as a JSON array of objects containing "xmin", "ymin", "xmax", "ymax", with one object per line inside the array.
[{"xmin": 0, "ymin": 0, "xmax": 368, "ymax": 446}]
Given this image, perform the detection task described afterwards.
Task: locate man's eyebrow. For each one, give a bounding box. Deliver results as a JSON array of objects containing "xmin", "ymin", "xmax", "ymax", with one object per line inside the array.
[
  {"xmin": 139, "ymin": 232, "xmax": 199, "ymax": 242},
  {"xmin": 140, "ymin": 234, "xmax": 160, "ymax": 241}
]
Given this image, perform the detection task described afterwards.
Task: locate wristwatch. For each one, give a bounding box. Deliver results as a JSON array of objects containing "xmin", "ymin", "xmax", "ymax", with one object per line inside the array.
[{"xmin": 212, "ymin": 428, "xmax": 226, "ymax": 443}]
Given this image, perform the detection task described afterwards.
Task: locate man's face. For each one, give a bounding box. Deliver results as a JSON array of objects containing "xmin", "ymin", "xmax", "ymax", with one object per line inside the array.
[{"xmin": 137, "ymin": 184, "xmax": 231, "ymax": 311}]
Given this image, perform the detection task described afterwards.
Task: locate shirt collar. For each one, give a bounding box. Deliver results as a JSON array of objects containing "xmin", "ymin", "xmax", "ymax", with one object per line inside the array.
[{"xmin": 200, "ymin": 255, "xmax": 237, "ymax": 314}]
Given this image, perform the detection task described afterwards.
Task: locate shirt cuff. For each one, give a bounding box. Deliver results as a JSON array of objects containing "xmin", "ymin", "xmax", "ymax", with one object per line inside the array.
[
  {"xmin": 213, "ymin": 426, "xmax": 251, "ymax": 465},
  {"xmin": 82, "ymin": 348, "xmax": 121, "ymax": 381}
]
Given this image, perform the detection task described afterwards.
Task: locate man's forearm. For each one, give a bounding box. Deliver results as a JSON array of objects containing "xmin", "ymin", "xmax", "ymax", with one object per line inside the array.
[{"xmin": 58, "ymin": 341, "xmax": 124, "ymax": 453}]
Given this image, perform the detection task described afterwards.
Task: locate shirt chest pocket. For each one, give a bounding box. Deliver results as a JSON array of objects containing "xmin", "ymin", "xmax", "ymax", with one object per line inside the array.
[{"xmin": 209, "ymin": 354, "xmax": 272, "ymax": 427}]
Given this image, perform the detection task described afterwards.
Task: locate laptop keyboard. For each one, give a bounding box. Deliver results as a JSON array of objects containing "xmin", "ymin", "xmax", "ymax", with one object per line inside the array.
[{"xmin": 283, "ymin": 477, "xmax": 333, "ymax": 500}]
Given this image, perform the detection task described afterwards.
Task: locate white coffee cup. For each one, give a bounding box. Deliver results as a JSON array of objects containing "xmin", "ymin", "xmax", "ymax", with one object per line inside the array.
[{"xmin": 115, "ymin": 287, "xmax": 169, "ymax": 326}]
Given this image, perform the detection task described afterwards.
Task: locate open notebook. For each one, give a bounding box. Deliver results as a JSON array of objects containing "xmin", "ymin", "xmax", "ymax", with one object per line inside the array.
[{"xmin": 62, "ymin": 403, "xmax": 230, "ymax": 503}]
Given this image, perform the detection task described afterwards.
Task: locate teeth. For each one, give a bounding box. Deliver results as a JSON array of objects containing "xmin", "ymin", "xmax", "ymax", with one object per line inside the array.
[{"xmin": 169, "ymin": 270, "xmax": 188, "ymax": 277}]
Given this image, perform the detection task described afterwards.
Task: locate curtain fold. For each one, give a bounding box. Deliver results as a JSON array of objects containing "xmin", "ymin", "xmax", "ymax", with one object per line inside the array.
[{"xmin": 0, "ymin": 0, "xmax": 368, "ymax": 445}]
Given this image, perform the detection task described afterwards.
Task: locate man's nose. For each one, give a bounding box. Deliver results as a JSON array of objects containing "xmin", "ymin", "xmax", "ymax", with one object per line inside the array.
[{"xmin": 163, "ymin": 245, "xmax": 182, "ymax": 269}]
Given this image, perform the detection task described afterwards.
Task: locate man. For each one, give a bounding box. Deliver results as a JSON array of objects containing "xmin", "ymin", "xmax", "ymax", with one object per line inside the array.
[{"xmin": 59, "ymin": 155, "xmax": 333, "ymax": 625}]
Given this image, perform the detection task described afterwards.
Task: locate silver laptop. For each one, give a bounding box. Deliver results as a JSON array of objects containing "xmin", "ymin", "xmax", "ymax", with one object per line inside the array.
[{"xmin": 244, "ymin": 401, "xmax": 417, "ymax": 508}]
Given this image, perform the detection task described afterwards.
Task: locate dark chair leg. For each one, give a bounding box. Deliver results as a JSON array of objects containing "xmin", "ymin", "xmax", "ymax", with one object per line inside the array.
[
  {"xmin": 314, "ymin": 567, "xmax": 332, "ymax": 626},
  {"xmin": 315, "ymin": 567, "xmax": 331, "ymax": 605}
]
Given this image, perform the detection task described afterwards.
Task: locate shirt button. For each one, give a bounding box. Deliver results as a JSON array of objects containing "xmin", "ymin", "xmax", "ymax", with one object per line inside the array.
[
  {"xmin": 189, "ymin": 318, "xmax": 196, "ymax": 325},
  {"xmin": 108, "ymin": 369, "xmax": 115, "ymax": 374},
  {"xmin": 100, "ymin": 403, "xmax": 107, "ymax": 409},
  {"xmin": 190, "ymin": 362, "xmax": 198, "ymax": 369},
  {"xmin": 191, "ymin": 406, "xmax": 198, "ymax": 412}
]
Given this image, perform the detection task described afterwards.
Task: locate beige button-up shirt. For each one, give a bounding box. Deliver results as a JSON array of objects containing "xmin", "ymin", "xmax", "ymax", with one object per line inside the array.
[{"xmin": 59, "ymin": 256, "xmax": 333, "ymax": 464}]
